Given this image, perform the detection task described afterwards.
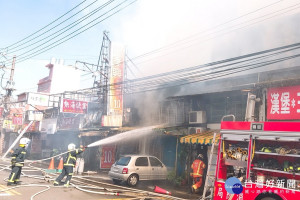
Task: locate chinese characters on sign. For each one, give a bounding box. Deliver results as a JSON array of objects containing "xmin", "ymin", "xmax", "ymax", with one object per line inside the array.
[
  {"xmin": 108, "ymin": 43, "xmax": 124, "ymax": 115},
  {"xmin": 267, "ymin": 85, "xmax": 300, "ymax": 120},
  {"xmin": 12, "ymin": 114, "xmax": 23, "ymax": 125},
  {"xmin": 27, "ymin": 93, "xmax": 49, "ymax": 107},
  {"xmin": 100, "ymin": 145, "xmax": 116, "ymax": 169},
  {"xmin": 61, "ymin": 99, "xmax": 88, "ymax": 114}
]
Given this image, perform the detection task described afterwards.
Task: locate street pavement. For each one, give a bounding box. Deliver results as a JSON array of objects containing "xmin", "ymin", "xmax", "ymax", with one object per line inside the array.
[{"xmin": 0, "ymin": 159, "xmax": 200, "ymax": 200}]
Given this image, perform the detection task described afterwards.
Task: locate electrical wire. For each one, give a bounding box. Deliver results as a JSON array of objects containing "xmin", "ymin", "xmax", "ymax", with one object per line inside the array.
[
  {"xmin": 6, "ymin": 0, "xmax": 113, "ymax": 54},
  {"xmin": 131, "ymin": 0, "xmax": 285, "ymax": 61},
  {"xmin": 2, "ymin": 0, "xmax": 297, "ymax": 68},
  {"xmin": 3, "ymin": 0, "xmax": 89, "ymax": 49},
  {"xmin": 131, "ymin": 2, "xmax": 300, "ymax": 67},
  {"xmin": 3, "ymin": 0, "xmax": 137, "ymax": 66}
]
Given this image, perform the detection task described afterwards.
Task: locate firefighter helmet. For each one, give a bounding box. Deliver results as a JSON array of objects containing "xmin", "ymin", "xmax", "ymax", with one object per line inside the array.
[
  {"xmin": 19, "ymin": 137, "xmax": 30, "ymax": 148},
  {"xmin": 197, "ymin": 154, "xmax": 204, "ymax": 160},
  {"xmin": 68, "ymin": 143, "xmax": 76, "ymax": 151}
]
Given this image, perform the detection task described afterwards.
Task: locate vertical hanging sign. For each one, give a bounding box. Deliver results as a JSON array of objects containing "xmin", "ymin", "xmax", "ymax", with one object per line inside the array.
[
  {"xmin": 103, "ymin": 43, "xmax": 125, "ymax": 127},
  {"xmin": 100, "ymin": 145, "xmax": 116, "ymax": 169}
]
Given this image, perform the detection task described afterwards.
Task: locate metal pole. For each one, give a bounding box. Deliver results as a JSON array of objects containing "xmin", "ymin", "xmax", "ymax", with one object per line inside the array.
[
  {"xmin": 175, "ymin": 136, "xmax": 178, "ymax": 176},
  {"xmin": 1, "ymin": 121, "xmax": 33, "ymax": 159}
]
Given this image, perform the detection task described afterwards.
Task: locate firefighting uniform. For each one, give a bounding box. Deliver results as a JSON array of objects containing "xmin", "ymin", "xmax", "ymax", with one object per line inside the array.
[
  {"xmin": 190, "ymin": 158, "xmax": 206, "ymax": 190},
  {"xmin": 7, "ymin": 147, "xmax": 27, "ymax": 184},
  {"xmin": 54, "ymin": 148, "xmax": 83, "ymax": 186}
]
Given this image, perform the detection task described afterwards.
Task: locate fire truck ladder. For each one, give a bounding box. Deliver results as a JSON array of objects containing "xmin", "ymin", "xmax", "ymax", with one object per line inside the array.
[{"xmin": 201, "ymin": 132, "xmax": 218, "ymax": 200}]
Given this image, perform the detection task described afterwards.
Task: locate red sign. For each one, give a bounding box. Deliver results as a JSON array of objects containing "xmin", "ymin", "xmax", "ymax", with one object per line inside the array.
[
  {"xmin": 267, "ymin": 85, "xmax": 300, "ymax": 120},
  {"xmin": 0, "ymin": 107, "xmax": 3, "ymax": 118},
  {"xmin": 61, "ymin": 99, "xmax": 88, "ymax": 114},
  {"xmin": 23, "ymin": 121, "xmax": 39, "ymax": 132},
  {"xmin": 12, "ymin": 114, "xmax": 23, "ymax": 125},
  {"xmin": 100, "ymin": 145, "xmax": 115, "ymax": 169}
]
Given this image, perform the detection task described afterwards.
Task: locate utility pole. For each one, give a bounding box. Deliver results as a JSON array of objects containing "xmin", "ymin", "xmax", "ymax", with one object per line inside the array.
[{"xmin": 0, "ymin": 56, "xmax": 16, "ymax": 154}]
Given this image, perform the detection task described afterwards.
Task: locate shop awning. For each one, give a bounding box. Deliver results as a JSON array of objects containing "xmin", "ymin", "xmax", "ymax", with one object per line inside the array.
[{"xmin": 180, "ymin": 130, "xmax": 220, "ymax": 145}]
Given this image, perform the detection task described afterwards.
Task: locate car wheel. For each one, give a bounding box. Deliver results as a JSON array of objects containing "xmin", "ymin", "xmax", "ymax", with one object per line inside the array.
[
  {"xmin": 127, "ymin": 174, "xmax": 138, "ymax": 187},
  {"xmin": 112, "ymin": 179, "xmax": 122, "ymax": 185}
]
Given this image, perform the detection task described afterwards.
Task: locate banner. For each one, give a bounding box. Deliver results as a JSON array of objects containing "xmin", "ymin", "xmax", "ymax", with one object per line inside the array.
[
  {"xmin": 12, "ymin": 114, "xmax": 23, "ymax": 125},
  {"xmin": 2, "ymin": 120, "xmax": 15, "ymax": 130},
  {"xmin": 61, "ymin": 99, "xmax": 88, "ymax": 114},
  {"xmin": 27, "ymin": 93, "xmax": 49, "ymax": 107},
  {"xmin": 107, "ymin": 43, "xmax": 124, "ymax": 116},
  {"xmin": 100, "ymin": 145, "xmax": 116, "ymax": 169},
  {"xmin": 267, "ymin": 85, "xmax": 300, "ymax": 120}
]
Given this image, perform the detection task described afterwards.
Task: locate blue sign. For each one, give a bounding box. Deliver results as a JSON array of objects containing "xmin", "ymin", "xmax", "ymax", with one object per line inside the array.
[{"xmin": 225, "ymin": 177, "xmax": 243, "ymax": 194}]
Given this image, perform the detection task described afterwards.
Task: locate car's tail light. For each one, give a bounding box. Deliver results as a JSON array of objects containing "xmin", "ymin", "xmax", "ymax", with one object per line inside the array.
[{"xmin": 122, "ymin": 168, "xmax": 128, "ymax": 174}]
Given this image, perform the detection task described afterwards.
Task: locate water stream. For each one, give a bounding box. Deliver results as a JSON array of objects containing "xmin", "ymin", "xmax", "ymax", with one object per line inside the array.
[{"xmin": 87, "ymin": 125, "xmax": 160, "ymax": 147}]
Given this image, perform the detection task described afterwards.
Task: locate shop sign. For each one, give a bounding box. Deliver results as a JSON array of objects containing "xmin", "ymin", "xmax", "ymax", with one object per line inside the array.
[
  {"xmin": 267, "ymin": 85, "xmax": 300, "ymax": 120},
  {"xmin": 107, "ymin": 43, "xmax": 124, "ymax": 116},
  {"xmin": 58, "ymin": 116, "xmax": 80, "ymax": 130},
  {"xmin": 12, "ymin": 114, "xmax": 23, "ymax": 125},
  {"xmin": 40, "ymin": 118, "xmax": 57, "ymax": 134},
  {"xmin": 101, "ymin": 115, "xmax": 122, "ymax": 127},
  {"xmin": 61, "ymin": 99, "xmax": 88, "ymax": 114},
  {"xmin": 100, "ymin": 145, "xmax": 115, "ymax": 169},
  {"xmin": 27, "ymin": 93, "xmax": 49, "ymax": 107},
  {"xmin": 28, "ymin": 110, "xmax": 44, "ymax": 121},
  {"xmin": 2, "ymin": 120, "xmax": 15, "ymax": 130}
]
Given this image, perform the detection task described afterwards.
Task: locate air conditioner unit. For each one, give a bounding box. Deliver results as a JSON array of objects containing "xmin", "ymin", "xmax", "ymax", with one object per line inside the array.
[
  {"xmin": 188, "ymin": 127, "xmax": 205, "ymax": 135},
  {"xmin": 189, "ymin": 111, "xmax": 207, "ymax": 124}
]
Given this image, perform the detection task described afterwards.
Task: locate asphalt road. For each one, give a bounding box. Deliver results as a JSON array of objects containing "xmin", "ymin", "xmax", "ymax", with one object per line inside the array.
[{"xmin": 0, "ymin": 159, "xmax": 199, "ymax": 200}]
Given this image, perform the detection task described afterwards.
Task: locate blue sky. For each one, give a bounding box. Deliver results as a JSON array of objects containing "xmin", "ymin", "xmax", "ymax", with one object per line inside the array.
[{"xmin": 1, "ymin": 0, "xmax": 300, "ymax": 96}]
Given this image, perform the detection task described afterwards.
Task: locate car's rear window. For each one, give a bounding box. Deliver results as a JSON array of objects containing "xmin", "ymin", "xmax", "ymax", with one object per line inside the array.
[{"xmin": 116, "ymin": 157, "xmax": 131, "ymax": 166}]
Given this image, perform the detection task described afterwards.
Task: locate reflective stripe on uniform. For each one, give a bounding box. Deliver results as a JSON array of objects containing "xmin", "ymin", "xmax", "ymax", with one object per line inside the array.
[
  {"xmin": 8, "ymin": 173, "xmax": 15, "ymax": 182},
  {"xmin": 63, "ymin": 164, "xmax": 75, "ymax": 166},
  {"xmin": 64, "ymin": 153, "xmax": 76, "ymax": 166}
]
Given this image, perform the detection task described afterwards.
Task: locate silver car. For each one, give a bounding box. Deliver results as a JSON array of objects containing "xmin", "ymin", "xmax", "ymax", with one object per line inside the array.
[{"xmin": 108, "ymin": 155, "xmax": 168, "ymax": 187}]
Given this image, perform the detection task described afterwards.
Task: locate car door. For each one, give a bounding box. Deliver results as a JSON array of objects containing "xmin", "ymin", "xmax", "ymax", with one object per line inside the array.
[
  {"xmin": 134, "ymin": 156, "xmax": 150, "ymax": 180},
  {"xmin": 149, "ymin": 157, "xmax": 167, "ymax": 180}
]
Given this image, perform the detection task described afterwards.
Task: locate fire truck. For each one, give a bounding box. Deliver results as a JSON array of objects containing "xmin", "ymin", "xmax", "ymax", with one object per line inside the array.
[{"xmin": 213, "ymin": 121, "xmax": 300, "ymax": 200}]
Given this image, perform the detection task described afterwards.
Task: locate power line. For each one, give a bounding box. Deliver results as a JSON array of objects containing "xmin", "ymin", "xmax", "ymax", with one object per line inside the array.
[
  {"xmin": 131, "ymin": 2, "xmax": 300, "ymax": 67},
  {"xmin": 132, "ymin": 0, "xmax": 284, "ymax": 61},
  {"xmin": 3, "ymin": 0, "xmax": 137, "ymax": 66},
  {"xmin": 1, "ymin": 0, "xmax": 291, "ymax": 67},
  {"xmin": 3, "ymin": 0, "xmax": 89, "ymax": 49},
  {"xmin": 6, "ymin": 0, "xmax": 111, "ymax": 54}
]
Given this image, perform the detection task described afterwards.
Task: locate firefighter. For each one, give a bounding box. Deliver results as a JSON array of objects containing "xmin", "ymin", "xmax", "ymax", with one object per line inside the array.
[
  {"xmin": 7, "ymin": 137, "xmax": 30, "ymax": 186},
  {"xmin": 190, "ymin": 154, "xmax": 206, "ymax": 193},
  {"xmin": 53, "ymin": 143, "xmax": 85, "ymax": 187}
]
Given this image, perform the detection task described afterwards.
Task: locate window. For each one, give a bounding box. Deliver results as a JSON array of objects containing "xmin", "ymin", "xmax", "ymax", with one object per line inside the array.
[
  {"xmin": 135, "ymin": 157, "xmax": 149, "ymax": 166},
  {"xmin": 116, "ymin": 157, "xmax": 131, "ymax": 166},
  {"xmin": 149, "ymin": 157, "xmax": 162, "ymax": 167}
]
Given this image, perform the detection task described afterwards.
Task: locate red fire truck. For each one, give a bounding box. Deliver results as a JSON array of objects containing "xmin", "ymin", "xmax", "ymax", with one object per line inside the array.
[{"xmin": 214, "ymin": 121, "xmax": 300, "ymax": 200}]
